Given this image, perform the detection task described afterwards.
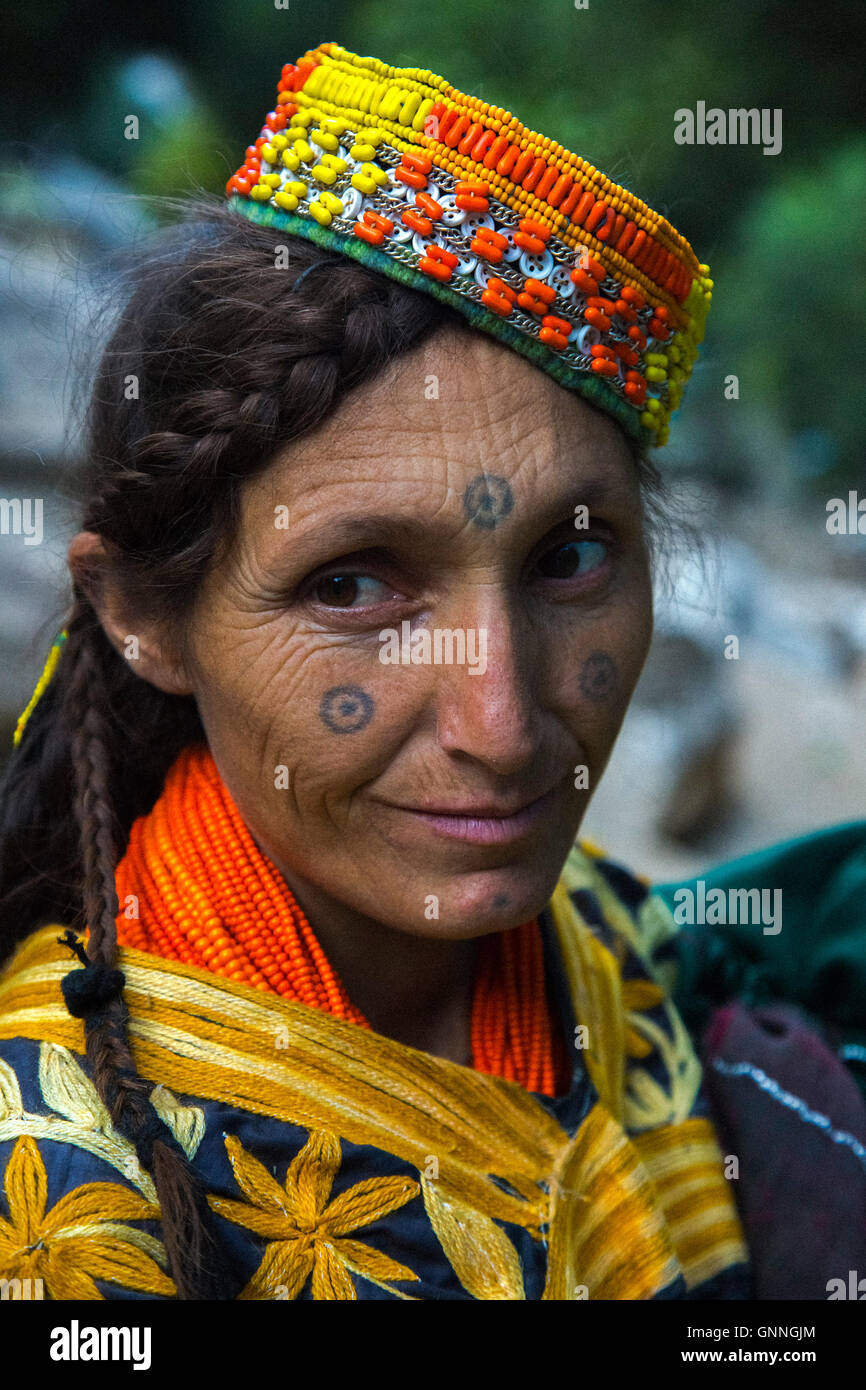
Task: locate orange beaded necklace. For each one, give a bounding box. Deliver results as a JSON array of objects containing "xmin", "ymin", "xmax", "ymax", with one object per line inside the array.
[{"xmin": 115, "ymin": 744, "xmax": 571, "ymax": 1097}]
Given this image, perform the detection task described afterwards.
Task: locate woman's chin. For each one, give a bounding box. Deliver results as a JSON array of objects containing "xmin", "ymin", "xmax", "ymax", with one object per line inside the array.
[
  {"xmin": 378, "ymin": 862, "xmax": 566, "ymax": 940},
  {"xmin": 338, "ymin": 804, "xmax": 585, "ymax": 938}
]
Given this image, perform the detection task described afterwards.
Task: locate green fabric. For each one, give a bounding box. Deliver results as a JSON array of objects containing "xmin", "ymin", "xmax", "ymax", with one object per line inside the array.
[
  {"xmin": 227, "ymin": 195, "xmax": 650, "ymax": 448},
  {"xmin": 656, "ymin": 821, "xmax": 866, "ymax": 1097}
]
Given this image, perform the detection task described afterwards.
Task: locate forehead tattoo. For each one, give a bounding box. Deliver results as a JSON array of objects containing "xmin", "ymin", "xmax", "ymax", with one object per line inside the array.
[{"xmin": 462, "ymin": 473, "xmax": 514, "ymax": 530}]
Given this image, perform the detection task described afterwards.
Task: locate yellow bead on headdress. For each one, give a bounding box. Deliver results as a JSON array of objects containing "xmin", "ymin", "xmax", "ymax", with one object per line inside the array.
[
  {"xmin": 13, "ymin": 630, "xmax": 68, "ymax": 747},
  {"xmin": 225, "ymin": 42, "xmax": 713, "ymax": 449}
]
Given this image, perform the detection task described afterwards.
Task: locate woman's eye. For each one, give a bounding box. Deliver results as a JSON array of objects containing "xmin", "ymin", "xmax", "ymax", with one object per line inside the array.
[
  {"xmin": 536, "ymin": 539, "xmax": 608, "ymax": 580},
  {"xmin": 312, "ymin": 573, "xmax": 392, "ymax": 608}
]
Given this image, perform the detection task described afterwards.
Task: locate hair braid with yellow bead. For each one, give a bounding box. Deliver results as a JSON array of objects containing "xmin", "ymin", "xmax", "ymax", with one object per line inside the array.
[{"xmin": 226, "ymin": 41, "xmax": 713, "ymax": 449}]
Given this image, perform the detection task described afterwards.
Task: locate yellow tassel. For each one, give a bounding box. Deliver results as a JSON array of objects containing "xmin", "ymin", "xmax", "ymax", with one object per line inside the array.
[{"xmin": 13, "ymin": 630, "xmax": 68, "ymax": 747}]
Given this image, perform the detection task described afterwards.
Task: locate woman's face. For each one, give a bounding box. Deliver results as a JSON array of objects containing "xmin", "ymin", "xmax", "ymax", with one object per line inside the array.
[{"xmin": 178, "ymin": 324, "xmax": 653, "ymax": 940}]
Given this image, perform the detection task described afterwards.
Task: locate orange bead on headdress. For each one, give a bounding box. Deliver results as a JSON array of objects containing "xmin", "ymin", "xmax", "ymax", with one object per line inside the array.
[{"xmin": 226, "ymin": 42, "xmax": 714, "ymax": 449}]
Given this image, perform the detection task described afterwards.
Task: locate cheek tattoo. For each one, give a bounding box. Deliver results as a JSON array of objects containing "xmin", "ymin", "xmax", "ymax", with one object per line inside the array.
[
  {"xmin": 463, "ymin": 473, "xmax": 514, "ymax": 530},
  {"xmin": 578, "ymin": 652, "xmax": 618, "ymax": 702},
  {"xmin": 319, "ymin": 685, "xmax": 375, "ymax": 734}
]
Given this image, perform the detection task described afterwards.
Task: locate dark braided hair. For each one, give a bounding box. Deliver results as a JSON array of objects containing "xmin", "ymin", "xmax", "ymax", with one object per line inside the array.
[{"xmin": 0, "ymin": 191, "xmax": 664, "ymax": 1298}]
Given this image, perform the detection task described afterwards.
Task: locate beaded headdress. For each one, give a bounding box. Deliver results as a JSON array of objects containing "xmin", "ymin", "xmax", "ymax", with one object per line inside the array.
[{"xmin": 226, "ymin": 42, "xmax": 713, "ymax": 449}]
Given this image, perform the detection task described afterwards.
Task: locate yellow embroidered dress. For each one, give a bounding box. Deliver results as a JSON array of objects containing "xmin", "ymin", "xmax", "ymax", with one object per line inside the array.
[{"xmin": 0, "ymin": 843, "xmax": 749, "ymax": 1300}]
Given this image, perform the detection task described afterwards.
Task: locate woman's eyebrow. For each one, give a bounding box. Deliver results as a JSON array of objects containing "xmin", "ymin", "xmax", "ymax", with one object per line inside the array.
[{"xmin": 287, "ymin": 514, "xmax": 437, "ymax": 554}]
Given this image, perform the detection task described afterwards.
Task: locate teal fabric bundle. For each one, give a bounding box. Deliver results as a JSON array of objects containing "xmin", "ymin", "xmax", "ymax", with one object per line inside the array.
[
  {"xmin": 656, "ymin": 821, "xmax": 866, "ymax": 1297},
  {"xmin": 657, "ymin": 820, "xmax": 866, "ymax": 1095}
]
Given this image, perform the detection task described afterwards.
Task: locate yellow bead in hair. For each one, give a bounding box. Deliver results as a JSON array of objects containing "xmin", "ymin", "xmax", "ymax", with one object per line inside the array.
[{"xmin": 13, "ymin": 631, "xmax": 68, "ymax": 747}]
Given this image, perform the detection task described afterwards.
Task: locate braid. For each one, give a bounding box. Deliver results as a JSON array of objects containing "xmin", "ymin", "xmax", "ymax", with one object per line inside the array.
[
  {"xmin": 60, "ymin": 610, "xmax": 239, "ymax": 1298},
  {"xmin": 125, "ymin": 259, "xmax": 411, "ymax": 492},
  {"xmin": 66, "ymin": 629, "xmax": 120, "ymax": 962}
]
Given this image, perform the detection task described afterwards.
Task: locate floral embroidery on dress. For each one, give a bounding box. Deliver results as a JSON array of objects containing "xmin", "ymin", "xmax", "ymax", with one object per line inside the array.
[
  {"xmin": 0, "ymin": 1134, "xmax": 174, "ymax": 1298},
  {"xmin": 0, "ymin": 853, "xmax": 750, "ymax": 1302},
  {"xmin": 622, "ymin": 977, "xmax": 667, "ymax": 1059},
  {"xmin": 208, "ymin": 1129, "xmax": 421, "ymax": 1299},
  {"xmin": 554, "ymin": 844, "xmax": 704, "ymax": 1129},
  {"xmin": 420, "ymin": 1173, "xmax": 526, "ymax": 1299},
  {"xmin": 0, "ymin": 1044, "xmax": 204, "ymax": 1201}
]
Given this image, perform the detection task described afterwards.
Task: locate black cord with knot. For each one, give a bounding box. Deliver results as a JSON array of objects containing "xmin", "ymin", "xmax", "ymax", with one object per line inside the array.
[
  {"xmin": 57, "ymin": 927, "xmax": 126, "ymax": 1017},
  {"xmin": 56, "ymin": 928, "xmax": 190, "ymax": 1173}
]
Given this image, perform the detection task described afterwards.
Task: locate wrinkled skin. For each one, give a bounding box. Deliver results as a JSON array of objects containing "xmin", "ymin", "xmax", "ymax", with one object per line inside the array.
[{"xmin": 72, "ymin": 323, "xmax": 653, "ymax": 1064}]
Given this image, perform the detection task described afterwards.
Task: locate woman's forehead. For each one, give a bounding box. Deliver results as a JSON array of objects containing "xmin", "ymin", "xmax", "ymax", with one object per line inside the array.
[{"xmin": 251, "ymin": 327, "xmax": 636, "ymax": 519}]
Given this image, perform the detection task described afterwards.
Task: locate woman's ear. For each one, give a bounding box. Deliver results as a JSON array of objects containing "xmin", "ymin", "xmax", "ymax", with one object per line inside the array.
[{"xmin": 67, "ymin": 531, "xmax": 194, "ymax": 697}]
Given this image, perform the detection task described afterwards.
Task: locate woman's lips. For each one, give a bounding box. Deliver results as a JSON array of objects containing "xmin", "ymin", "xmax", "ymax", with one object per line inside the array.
[{"xmin": 378, "ymin": 785, "xmax": 559, "ymax": 845}]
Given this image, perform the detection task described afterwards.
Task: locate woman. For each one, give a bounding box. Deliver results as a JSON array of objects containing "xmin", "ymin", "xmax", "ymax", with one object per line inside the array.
[{"xmin": 0, "ymin": 42, "xmax": 856, "ymax": 1302}]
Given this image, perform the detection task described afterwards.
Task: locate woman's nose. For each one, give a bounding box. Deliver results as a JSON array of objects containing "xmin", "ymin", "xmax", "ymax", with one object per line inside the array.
[{"xmin": 431, "ymin": 610, "xmax": 540, "ymax": 775}]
